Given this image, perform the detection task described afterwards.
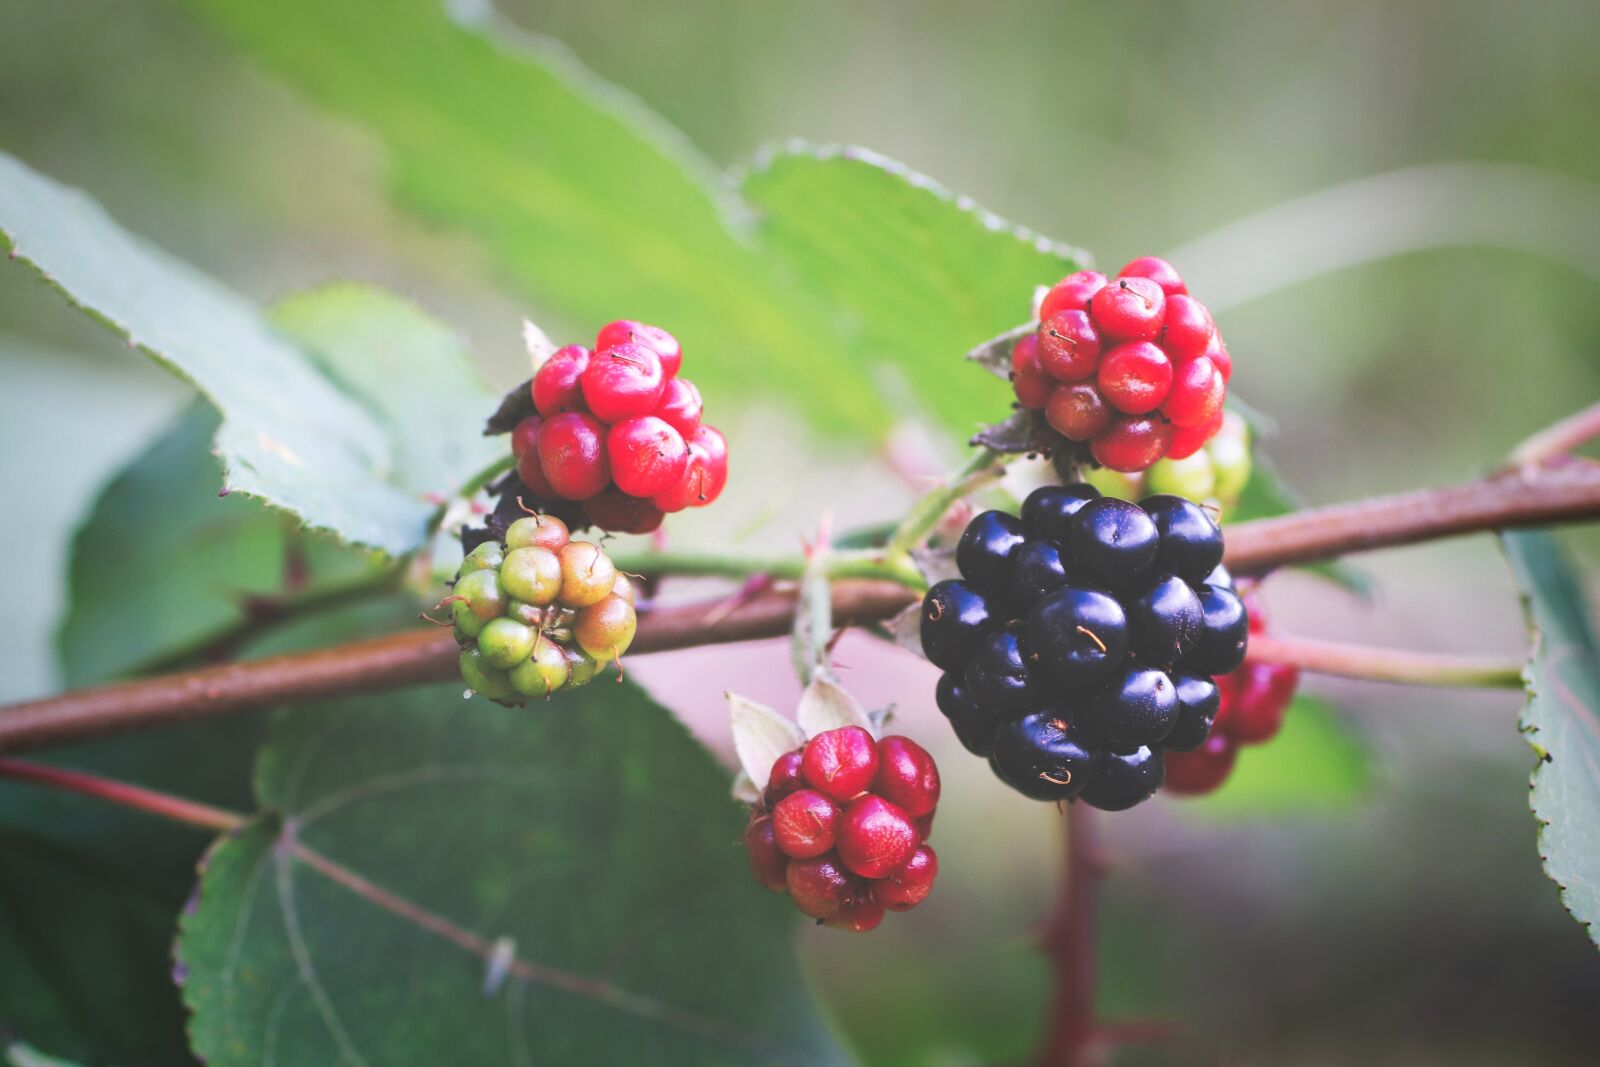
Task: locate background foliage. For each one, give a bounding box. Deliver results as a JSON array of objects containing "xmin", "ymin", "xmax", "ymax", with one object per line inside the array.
[{"xmin": 3, "ymin": 1, "xmax": 1600, "ymax": 1065}]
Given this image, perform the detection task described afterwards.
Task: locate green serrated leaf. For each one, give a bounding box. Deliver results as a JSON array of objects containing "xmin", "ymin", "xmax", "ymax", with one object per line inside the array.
[
  {"xmin": 741, "ymin": 146, "xmax": 1088, "ymax": 431},
  {"xmin": 179, "ymin": 2, "xmax": 1089, "ymax": 440},
  {"xmin": 1175, "ymin": 695, "xmax": 1371, "ymax": 817},
  {"xmin": 177, "ymin": 684, "xmax": 843, "ymax": 1066},
  {"xmin": 1501, "ymin": 529, "xmax": 1600, "ymax": 949},
  {"xmin": 0, "ymin": 152, "xmax": 437, "ymax": 555}
]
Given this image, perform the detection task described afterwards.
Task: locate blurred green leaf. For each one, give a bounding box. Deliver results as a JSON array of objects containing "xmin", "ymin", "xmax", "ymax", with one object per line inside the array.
[
  {"xmin": 0, "ymin": 154, "xmax": 487, "ymax": 555},
  {"xmin": 180, "ymin": 1, "xmax": 1087, "ymax": 439},
  {"xmin": 271, "ymin": 283, "xmax": 501, "ymax": 497},
  {"xmin": 741, "ymin": 146, "xmax": 1085, "ymax": 430},
  {"xmin": 4, "ymin": 1039, "xmax": 90, "ymax": 1067},
  {"xmin": 1502, "ymin": 529, "xmax": 1600, "ymax": 949},
  {"xmin": 176, "ymin": 684, "xmax": 843, "ymax": 1067},
  {"xmin": 1177, "ymin": 695, "xmax": 1371, "ymax": 817}
]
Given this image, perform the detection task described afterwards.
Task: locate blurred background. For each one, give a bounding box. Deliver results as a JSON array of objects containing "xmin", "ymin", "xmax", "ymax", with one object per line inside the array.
[{"xmin": 3, "ymin": 1, "xmax": 1600, "ymax": 1064}]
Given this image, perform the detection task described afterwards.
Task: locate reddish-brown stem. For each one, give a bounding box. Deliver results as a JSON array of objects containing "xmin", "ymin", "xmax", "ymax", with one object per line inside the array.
[
  {"xmin": 0, "ymin": 758, "xmax": 244, "ymax": 831},
  {"xmin": 1510, "ymin": 401, "xmax": 1600, "ymax": 467},
  {"xmin": 1034, "ymin": 802, "xmax": 1106, "ymax": 1067},
  {"xmin": 1, "ymin": 460, "xmax": 1598, "ymax": 755},
  {"xmin": 1221, "ymin": 460, "xmax": 1600, "ymax": 576}
]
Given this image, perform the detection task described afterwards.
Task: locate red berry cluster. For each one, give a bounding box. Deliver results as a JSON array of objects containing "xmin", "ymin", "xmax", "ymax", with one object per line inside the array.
[
  {"xmin": 1163, "ymin": 591, "xmax": 1299, "ymax": 794},
  {"xmin": 1012, "ymin": 257, "xmax": 1232, "ymax": 473},
  {"xmin": 508, "ymin": 320, "xmax": 728, "ymax": 534},
  {"xmin": 744, "ymin": 727, "xmax": 941, "ymax": 933}
]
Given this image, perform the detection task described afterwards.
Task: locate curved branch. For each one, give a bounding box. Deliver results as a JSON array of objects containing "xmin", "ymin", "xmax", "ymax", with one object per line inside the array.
[{"xmin": 3, "ymin": 460, "xmax": 1599, "ymax": 755}]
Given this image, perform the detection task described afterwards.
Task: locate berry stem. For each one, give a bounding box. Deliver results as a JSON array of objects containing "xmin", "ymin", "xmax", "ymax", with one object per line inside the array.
[
  {"xmin": 2, "ymin": 459, "xmax": 1599, "ymax": 755},
  {"xmin": 1509, "ymin": 400, "xmax": 1600, "ymax": 467},
  {"xmin": 881, "ymin": 446, "xmax": 1007, "ymax": 560},
  {"xmin": 1034, "ymin": 801, "xmax": 1106, "ymax": 1067},
  {"xmin": 427, "ymin": 451, "xmax": 516, "ymax": 531},
  {"xmin": 609, "ymin": 546, "xmax": 926, "ymax": 589},
  {"xmin": 0, "ymin": 758, "xmax": 244, "ymax": 832},
  {"xmin": 1245, "ymin": 633, "xmax": 1524, "ymax": 689}
]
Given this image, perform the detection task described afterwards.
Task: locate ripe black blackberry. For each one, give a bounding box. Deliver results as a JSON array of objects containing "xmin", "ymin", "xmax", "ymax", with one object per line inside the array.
[{"xmin": 920, "ymin": 484, "xmax": 1246, "ymax": 810}]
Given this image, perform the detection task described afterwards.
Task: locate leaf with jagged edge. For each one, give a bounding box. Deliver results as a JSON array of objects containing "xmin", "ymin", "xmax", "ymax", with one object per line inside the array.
[
  {"xmin": 1502, "ymin": 529, "xmax": 1600, "ymax": 948},
  {"xmin": 0, "ymin": 154, "xmax": 417, "ymax": 554},
  {"xmin": 176, "ymin": 684, "xmax": 842, "ymax": 1066},
  {"xmin": 182, "ymin": 0, "xmax": 1095, "ymax": 439}
]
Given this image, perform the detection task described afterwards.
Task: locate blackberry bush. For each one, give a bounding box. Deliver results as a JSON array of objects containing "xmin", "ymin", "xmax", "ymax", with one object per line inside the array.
[{"xmin": 922, "ymin": 484, "xmax": 1246, "ymax": 809}]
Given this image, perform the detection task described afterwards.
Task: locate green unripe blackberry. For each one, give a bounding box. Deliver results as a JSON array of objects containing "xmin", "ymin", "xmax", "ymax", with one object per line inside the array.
[
  {"xmin": 506, "ymin": 514, "xmax": 570, "ymax": 552},
  {"xmin": 460, "ymin": 648, "xmax": 518, "ymax": 702},
  {"xmin": 1208, "ymin": 411, "xmax": 1252, "ymax": 505},
  {"xmin": 575, "ymin": 594, "xmax": 637, "ymax": 662},
  {"xmin": 508, "ymin": 636, "xmax": 571, "ymax": 698},
  {"xmin": 610, "ymin": 572, "xmax": 638, "ymax": 605},
  {"xmin": 477, "ymin": 616, "xmax": 537, "ymax": 669},
  {"xmin": 459, "ymin": 540, "xmax": 505, "ymax": 577},
  {"xmin": 501, "ymin": 546, "xmax": 563, "ymax": 605},
  {"xmin": 1145, "ymin": 450, "xmax": 1216, "ymax": 500}
]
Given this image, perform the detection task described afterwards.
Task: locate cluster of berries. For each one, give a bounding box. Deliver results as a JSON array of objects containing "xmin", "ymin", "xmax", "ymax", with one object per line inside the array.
[
  {"xmin": 921, "ymin": 484, "xmax": 1248, "ymax": 810},
  {"xmin": 508, "ymin": 319, "xmax": 727, "ymax": 534},
  {"xmin": 744, "ymin": 727, "xmax": 940, "ymax": 933},
  {"xmin": 1164, "ymin": 591, "xmax": 1299, "ymax": 795},
  {"xmin": 446, "ymin": 514, "xmax": 637, "ymax": 704},
  {"xmin": 1086, "ymin": 410, "xmax": 1253, "ymax": 522},
  {"xmin": 1012, "ymin": 257, "xmax": 1231, "ymax": 473}
]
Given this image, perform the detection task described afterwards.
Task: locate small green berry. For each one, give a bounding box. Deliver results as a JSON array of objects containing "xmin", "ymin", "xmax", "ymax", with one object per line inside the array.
[
  {"xmin": 506, "ymin": 514, "xmax": 570, "ymax": 552},
  {"xmin": 501, "ymin": 546, "xmax": 563, "ymax": 605},
  {"xmin": 453, "ymin": 568, "xmax": 507, "ymax": 623},
  {"xmin": 477, "ymin": 617, "xmax": 537, "ymax": 669},
  {"xmin": 508, "ymin": 636, "xmax": 571, "ymax": 698},
  {"xmin": 1145, "ymin": 451, "xmax": 1217, "ymax": 500},
  {"xmin": 558, "ymin": 541, "xmax": 617, "ymax": 608},
  {"xmin": 459, "ymin": 648, "xmax": 518, "ymax": 702},
  {"xmin": 458, "ymin": 541, "xmax": 505, "ymax": 577},
  {"xmin": 564, "ymin": 646, "xmax": 602, "ymax": 689},
  {"xmin": 1083, "ymin": 464, "xmax": 1142, "ymax": 501},
  {"xmin": 1208, "ymin": 411, "xmax": 1252, "ymax": 508},
  {"xmin": 610, "ymin": 573, "xmax": 638, "ymax": 605},
  {"xmin": 451, "ymin": 597, "xmax": 486, "ymax": 639},
  {"xmin": 575, "ymin": 595, "xmax": 638, "ymax": 662},
  {"xmin": 505, "ymin": 600, "xmax": 546, "ymax": 628}
]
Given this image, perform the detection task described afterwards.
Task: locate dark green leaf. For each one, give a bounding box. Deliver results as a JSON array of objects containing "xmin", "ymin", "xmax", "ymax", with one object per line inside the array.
[
  {"xmin": 176, "ymin": 684, "xmax": 843, "ymax": 1066},
  {"xmin": 0, "ymin": 716, "xmax": 263, "ymax": 1067},
  {"xmin": 0, "ymin": 152, "xmax": 441, "ymax": 555},
  {"xmin": 1501, "ymin": 529, "xmax": 1600, "ymax": 948},
  {"xmin": 1177, "ymin": 695, "xmax": 1371, "ymax": 817},
  {"xmin": 55, "ymin": 404, "xmax": 390, "ymax": 685}
]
